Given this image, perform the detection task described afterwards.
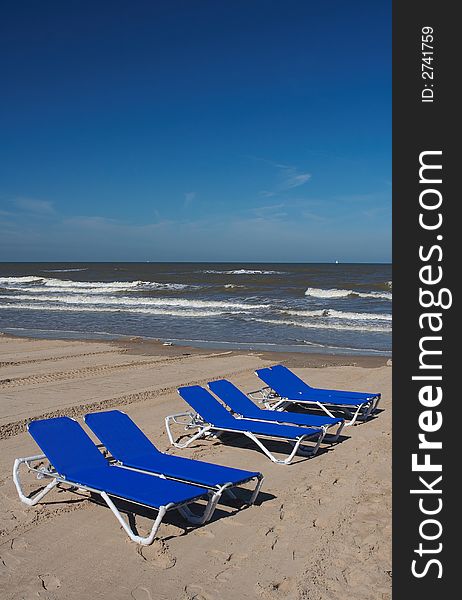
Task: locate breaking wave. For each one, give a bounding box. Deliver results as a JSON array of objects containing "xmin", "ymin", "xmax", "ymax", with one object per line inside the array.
[
  {"xmin": 0, "ymin": 265, "xmax": 392, "ymax": 355},
  {"xmin": 284, "ymin": 309, "xmax": 392, "ymax": 321},
  {"xmin": 0, "ymin": 293, "xmax": 264, "ymax": 312},
  {"xmin": 0, "ymin": 276, "xmax": 193, "ymax": 294},
  {"xmin": 251, "ymin": 317, "xmax": 391, "ymax": 333},
  {"xmin": 0, "ymin": 303, "xmax": 220, "ymax": 318},
  {"xmin": 201, "ymin": 269, "xmax": 286, "ymax": 275},
  {"xmin": 304, "ymin": 287, "xmax": 392, "ymax": 301},
  {"xmin": 41, "ymin": 268, "xmax": 88, "ymax": 273}
]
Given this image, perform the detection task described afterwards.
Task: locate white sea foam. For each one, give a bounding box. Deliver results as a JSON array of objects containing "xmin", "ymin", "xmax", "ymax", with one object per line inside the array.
[
  {"xmin": 284, "ymin": 309, "xmax": 392, "ymax": 321},
  {"xmin": 251, "ymin": 317, "xmax": 391, "ymax": 333},
  {"xmin": 202, "ymin": 269, "xmax": 285, "ymax": 275},
  {"xmin": 0, "ymin": 272, "xmax": 392, "ymax": 344},
  {"xmin": 296, "ymin": 339, "xmax": 390, "ymax": 353},
  {"xmin": 41, "ymin": 268, "xmax": 88, "ymax": 273},
  {"xmin": 0, "ymin": 303, "xmax": 220, "ymax": 318},
  {"xmin": 304, "ymin": 287, "xmax": 352, "ymax": 299},
  {"xmin": 0, "ymin": 276, "xmax": 44, "ymax": 284},
  {"xmin": 0, "ymin": 277, "xmax": 193, "ymax": 293},
  {"xmin": 0, "ymin": 293, "xmax": 264, "ymax": 311},
  {"xmin": 304, "ymin": 287, "xmax": 392, "ymax": 300}
]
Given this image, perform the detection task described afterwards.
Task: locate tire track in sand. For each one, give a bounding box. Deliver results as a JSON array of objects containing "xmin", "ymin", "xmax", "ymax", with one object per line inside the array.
[
  {"xmin": 0, "ymin": 348, "xmax": 126, "ymax": 369},
  {"xmin": 0, "ymin": 355, "xmax": 191, "ymax": 388},
  {"xmin": 0, "ymin": 355, "xmax": 245, "ymax": 440}
]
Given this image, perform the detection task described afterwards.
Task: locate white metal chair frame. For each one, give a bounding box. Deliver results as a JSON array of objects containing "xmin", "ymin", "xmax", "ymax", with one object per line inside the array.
[
  {"xmin": 165, "ymin": 411, "xmax": 326, "ymax": 465},
  {"xmin": 112, "ymin": 460, "xmax": 264, "ymax": 508},
  {"xmin": 13, "ymin": 454, "xmax": 222, "ymax": 545},
  {"xmin": 248, "ymin": 386, "xmax": 381, "ymax": 427},
  {"xmin": 227, "ymin": 408, "xmax": 345, "ymax": 442}
]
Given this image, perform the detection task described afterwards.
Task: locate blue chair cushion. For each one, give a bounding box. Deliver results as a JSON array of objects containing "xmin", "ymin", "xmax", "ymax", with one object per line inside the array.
[
  {"xmin": 209, "ymin": 380, "xmax": 343, "ymax": 426},
  {"xmin": 85, "ymin": 410, "xmax": 260, "ymax": 487},
  {"xmin": 28, "ymin": 417, "xmax": 207, "ymax": 508},
  {"xmin": 256, "ymin": 366, "xmax": 378, "ymax": 405},
  {"xmin": 178, "ymin": 386, "xmax": 322, "ymax": 439}
]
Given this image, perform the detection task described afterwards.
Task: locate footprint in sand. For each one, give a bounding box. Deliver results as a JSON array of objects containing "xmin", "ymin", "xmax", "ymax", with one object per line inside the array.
[
  {"xmin": 206, "ymin": 549, "xmax": 249, "ymax": 569},
  {"xmin": 10, "ymin": 538, "xmax": 29, "ymax": 552},
  {"xmin": 215, "ymin": 568, "xmax": 233, "ymax": 583},
  {"xmin": 318, "ymin": 494, "xmax": 333, "ymax": 505},
  {"xmin": 136, "ymin": 540, "xmax": 176, "ymax": 569},
  {"xmin": 221, "ymin": 518, "xmax": 245, "ymax": 528},
  {"xmin": 264, "ymin": 527, "xmax": 279, "ymax": 551},
  {"xmin": 38, "ymin": 573, "xmax": 61, "ymax": 591},
  {"xmin": 228, "ymin": 552, "xmax": 248, "ymax": 563},
  {"xmin": 0, "ymin": 552, "xmax": 22, "ymax": 569},
  {"xmin": 194, "ymin": 528, "xmax": 215, "ymax": 538},
  {"xmin": 8, "ymin": 575, "xmax": 59, "ymax": 600},
  {"xmin": 131, "ymin": 586, "xmax": 154, "ymax": 600},
  {"xmin": 279, "ymin": 504, "xmax": 285, "ymax": 520},
  {"xmin": 256, "ymin": 577, "xmax": 298, "ymax": 599},
  {"xmin": 183, "ymin": 584, "xmax": 217, "ymax": 600},
  {"xmin": 312, "ymin": 516, "xmax": 329, "ymax": 529},
  {"xmin": 206, "ymin": 549, "xmax": 231, "ymax": 564}
]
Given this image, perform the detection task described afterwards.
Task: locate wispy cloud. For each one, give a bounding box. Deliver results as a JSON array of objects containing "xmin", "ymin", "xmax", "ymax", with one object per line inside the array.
[
  {"xmin": 14, "ymin": 197, "xmax": 55, "ymax": 215},
  {"xmin": 63, "ymin": 216, "xmax": 120, "ymax": 229},
  {"xmin": 301, "ymin": 209, "xmax": 328, "ymax": 222},
  {"xmin": 0, "ymin": 200, "xmax": 390, "ymax": 262},
  {"xmin": 273, "ymin": 163, "xmax": 311, "ymax": 190},
  {"xmin": 248, "ymin": 203, "xmax": 287, "ymax": 221},
  {"xmin": 361, "ymin": 205, "xmax": 392, "ymax": 219},
  {"xmin": 254, "ymin": 158, "xmax": 311, "ymax": 197},
  {"xmin": 183, "ymin": 191, "xmax": 197, "ymax": 207},
  {"xmin": 285, "ymin": 171, "xmax": 311, "ymax": 189},
  {"xmin": 63, "ymin": 215, "xmax": 173, "ymax": 233}
]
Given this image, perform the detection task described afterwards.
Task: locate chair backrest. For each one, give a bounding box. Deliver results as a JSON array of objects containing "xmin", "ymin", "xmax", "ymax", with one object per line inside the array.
[
  {"xmin": 85, "ymin": 410, "xmax": 162, "ymax": 464},
  {"xmin": 178, "ymin": 385, "xmax": 236, "ymax": 427},
  {"xmin": 28, "ymin": 416, "xmax": 109, "ymax": 479},
  {"xmin": 208, "ymin": 380, "xmax": 261, "ymax": 418},
  {"xmin": 271, "ymin": 365, "xmax": 312, "ymax": 391},
  {"xmin": 256, "ymin": 365, "xmax": 309, "ymax": 396}
]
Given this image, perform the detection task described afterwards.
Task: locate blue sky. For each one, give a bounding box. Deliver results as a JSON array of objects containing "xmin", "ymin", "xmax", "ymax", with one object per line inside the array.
[{"xmin": 0, "ymin": 1, "xmax": 391, "ymax": 263}]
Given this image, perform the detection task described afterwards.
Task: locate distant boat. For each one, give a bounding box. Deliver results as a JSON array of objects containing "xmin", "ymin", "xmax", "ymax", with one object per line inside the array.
[{"xmin": 335, "ymin": 260, "xmax": 339, "ymax": 264}]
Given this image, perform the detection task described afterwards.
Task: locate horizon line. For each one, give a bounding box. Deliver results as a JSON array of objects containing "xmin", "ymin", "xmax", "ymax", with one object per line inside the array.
[{"xmin": 0, "ymin": 260, "xmax": 392, "ymax": 265}]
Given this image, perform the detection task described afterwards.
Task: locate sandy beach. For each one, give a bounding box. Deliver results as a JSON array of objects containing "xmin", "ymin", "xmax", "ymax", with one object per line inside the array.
[{"xmin": 0, "ymin": 333, "xmax": 391, "ymax": 600}]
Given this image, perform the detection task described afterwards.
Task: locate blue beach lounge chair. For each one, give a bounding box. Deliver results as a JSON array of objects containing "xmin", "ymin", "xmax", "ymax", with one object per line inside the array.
[
  {"xmin": 13, "ymin": 416, "xmax": 224, "ymax": 545},
  {"xmin": 208, "ymin": 380, "xmax": 345, "ymax": 441},
  {"xmin": 168, "ymin": 385, "xmax": 327, "ymax": 464},
  {"xmin": 84, "ymin": 410, "xmax": 263, "ymax": 507},
  {"xmin": 253, "ymin": 365, "xmax": 381, "ymax": 426}
]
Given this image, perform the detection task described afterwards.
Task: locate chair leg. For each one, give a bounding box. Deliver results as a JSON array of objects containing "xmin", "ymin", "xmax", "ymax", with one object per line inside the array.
[
  {"xmin": 215, "ymin": 476, "xmax": 263, "ymax": 507},
  {"xmin": 165, "ymin": 415, "xmax": 211, "ymax": 449},
  {"xmin": 221, "ymin": 476, "xmax": 264, "ymax": 506},
  {"xmin": 100, "ymin": 492, "xmax": 174, "ymax": 546},
  {"xmin": 243, "ymin": 432, "xmax": 322, "ymax": 465},
  {"xmin": 343, "ymin": 403, "xmax": 365, "ymax": 426},
  {"xmin": 323, "ymin": 420, "xmax": 345, "ymax": 442},
  {"xmin": 223, "ymin": 487, "xmax": 238, "ymax": 500},
  {"xmin": 372, "ymin": 396, "xmax": 381, "ymax": 413},
  {"xmin": 300, "ymin": 428, "xmax": 325, "ymax": 457},
  {"xmin": 248, "ymin": 474, "xmax": 264, "ymax": 505},
  {"xmin": 363, "ymin": 396, "xmax": 380, "ymax": 419},
  {"xmin": 177, "ymin": 491, "xmax": 220, "ymax": 525},
  {"xmin": 13, "ymin": 457, "xmax": 59, "ymax": 507}
]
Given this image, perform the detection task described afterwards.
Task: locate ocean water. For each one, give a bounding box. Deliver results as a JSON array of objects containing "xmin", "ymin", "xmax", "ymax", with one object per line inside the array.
[{"xmin": 0, "ymin": 263, "xmax": 391, "ymax": 355}]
